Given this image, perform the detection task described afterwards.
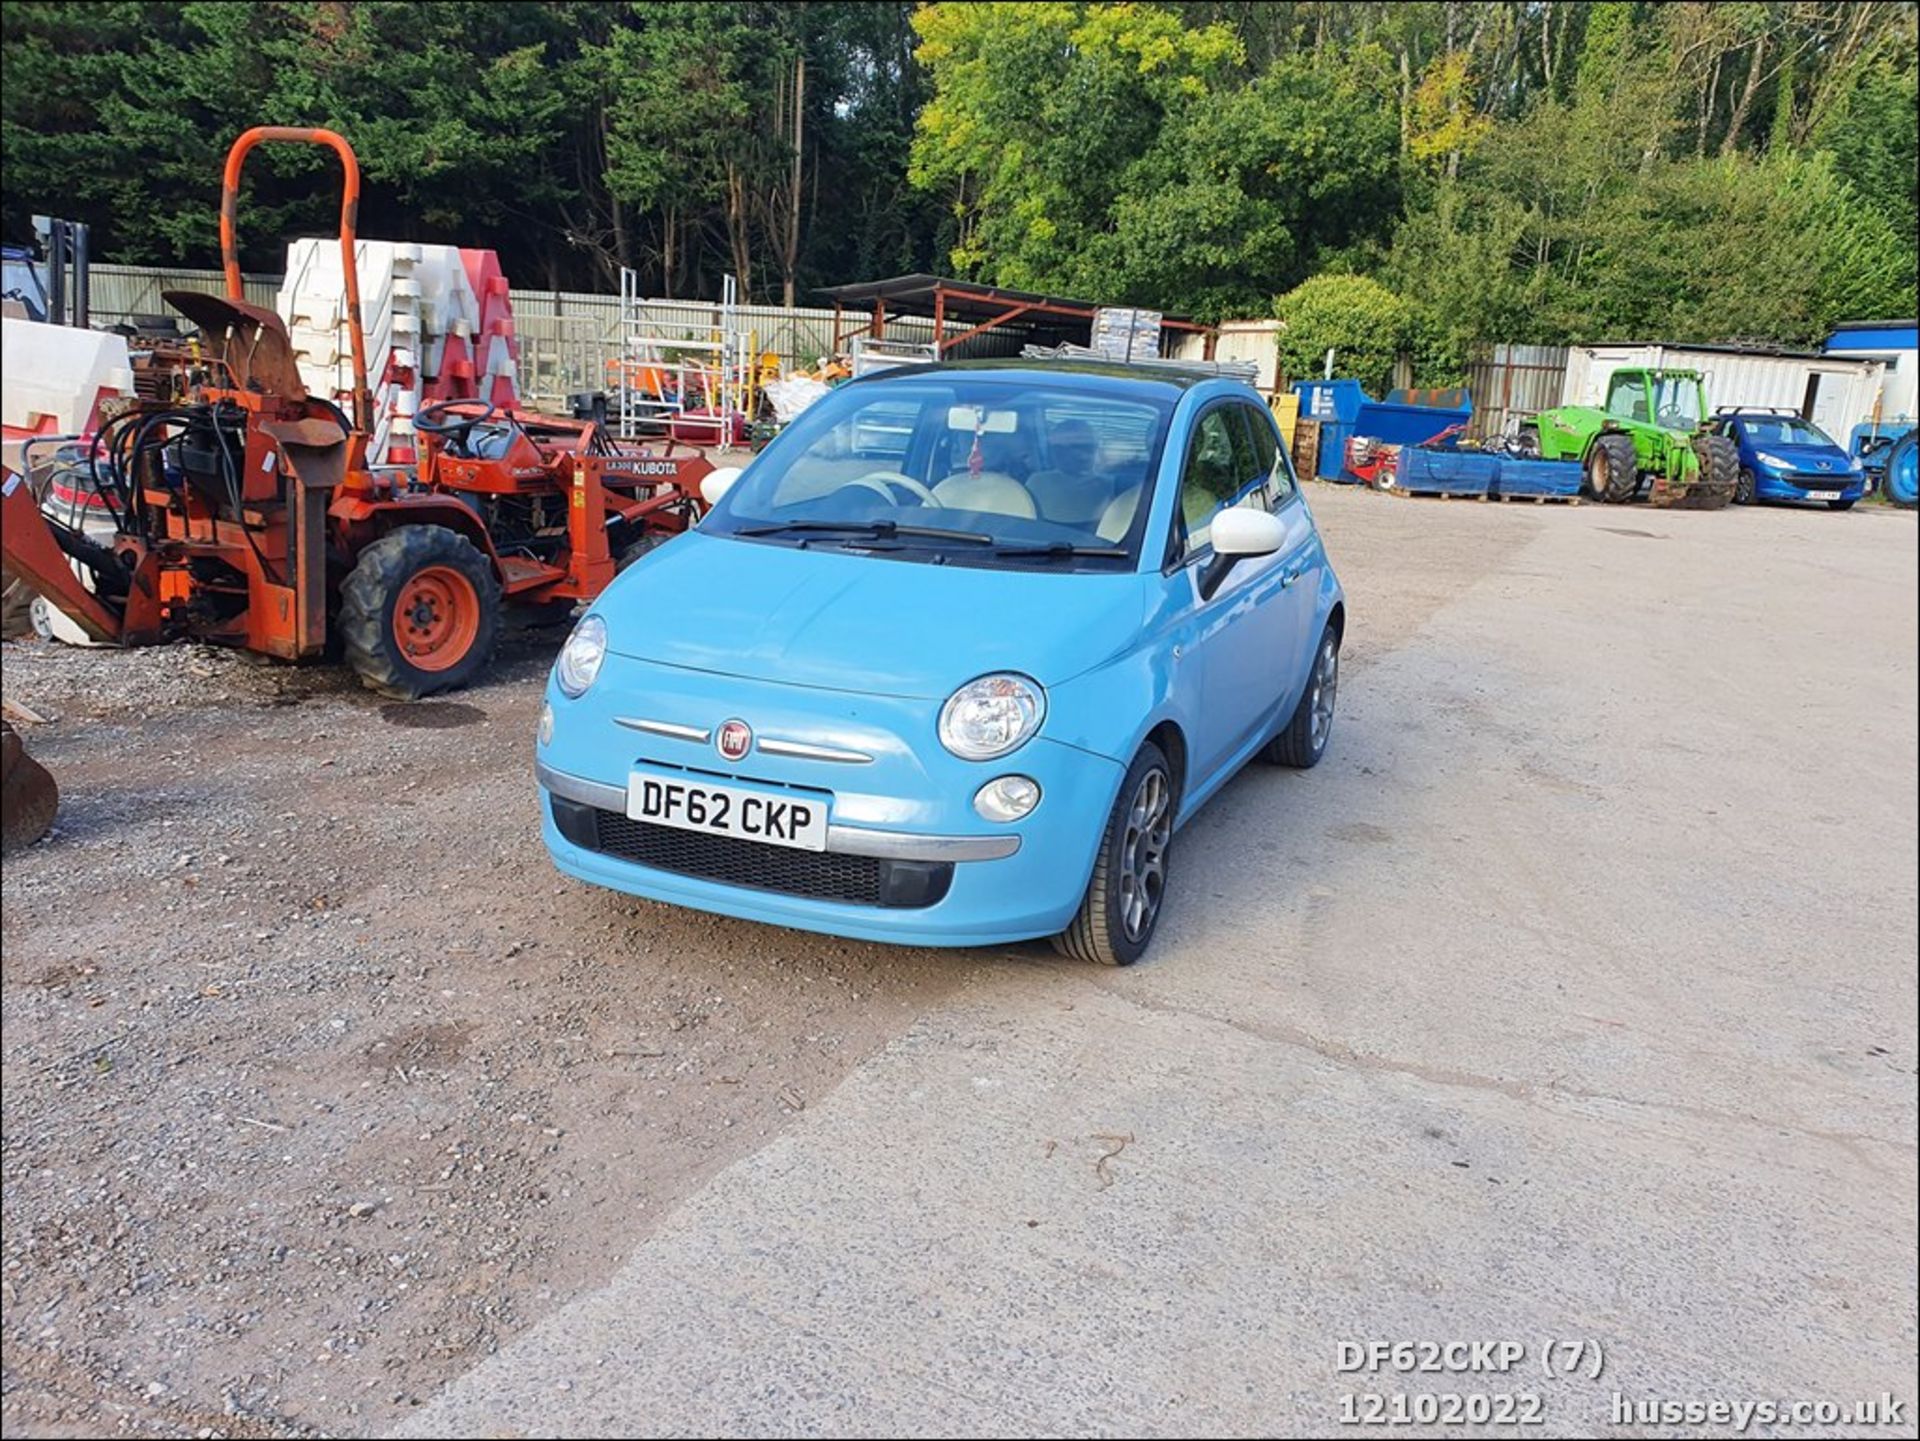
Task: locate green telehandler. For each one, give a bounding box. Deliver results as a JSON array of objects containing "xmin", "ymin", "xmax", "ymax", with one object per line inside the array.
[{"xmin": 1524, "ymin": 367, "xmax": 1738, "ymax": 509}]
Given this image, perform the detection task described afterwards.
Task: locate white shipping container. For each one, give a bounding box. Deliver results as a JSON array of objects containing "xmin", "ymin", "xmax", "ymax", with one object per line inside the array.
[{"xmin": 1562, "ymin": 343, "xmax": 1883, "ymax": 443}]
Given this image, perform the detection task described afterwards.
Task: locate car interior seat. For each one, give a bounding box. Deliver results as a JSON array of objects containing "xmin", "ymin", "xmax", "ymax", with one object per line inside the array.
[
  {"xmin": 932, "ymin": 472, "xmax": 1038, "ymax": 519},
  {"xmin": 1029, "ymin": 470, "xmax": 1118, "ymax": 527},
  {"xmin": 1096, "ymin": 486, "xmax": 1141, "ymax": 542}
]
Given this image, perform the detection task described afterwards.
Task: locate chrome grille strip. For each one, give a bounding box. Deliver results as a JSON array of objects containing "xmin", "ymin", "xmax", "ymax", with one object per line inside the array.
[
  {"xmin": 616, "ymin": 717, "xmax": 711, "ymax": 743},
  {"xmin": 755, "ymin": 737, "xmax": 874, "ymax": 765}
]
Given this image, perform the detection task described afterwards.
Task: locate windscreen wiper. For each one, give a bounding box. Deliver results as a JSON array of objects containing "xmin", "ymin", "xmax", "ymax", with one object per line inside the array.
[
  {"xmin": 737, "ymin": 520, "xmax": 995, "ymax": 545},
  {"xmin": 991, "ymin": 541, "xmax": 1131, "ymax": 559}
]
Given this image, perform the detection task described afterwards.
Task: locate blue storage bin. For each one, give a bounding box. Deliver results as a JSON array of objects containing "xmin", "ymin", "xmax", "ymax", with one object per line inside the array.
[
  {"xmin": 1491, "ymin": 459, "xmax": 1583, "ymax": 498},
  {"xmin": 1396, "ymin": 447, "xmax": 1497, "ymax": 494},
  {"xmin": 1294, "ymin": 379, "xmax": 1366, "ymax": 426},
  {"xmin": 1315, "ymin": 421, "xmax": 1356, "ymax": 480},
  {"xmin": 1353, "ymin": 398, "xmax": 1473, "ymax": 448}
]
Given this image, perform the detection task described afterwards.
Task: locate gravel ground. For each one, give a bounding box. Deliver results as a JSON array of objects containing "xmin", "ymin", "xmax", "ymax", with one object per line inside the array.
[
  {"xmin": 11, "ymin": 487, "xmax": 1899, "ymax": 1437},
  {"xmin": 1, "ymin": 618, "xmax": 969, "ymax": 1438}
]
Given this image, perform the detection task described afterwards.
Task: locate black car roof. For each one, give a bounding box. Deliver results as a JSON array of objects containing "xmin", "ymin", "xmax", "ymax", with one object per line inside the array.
[{"xmin": 849, "ymin": 358, "xmax": 1218, "ymax": 394}]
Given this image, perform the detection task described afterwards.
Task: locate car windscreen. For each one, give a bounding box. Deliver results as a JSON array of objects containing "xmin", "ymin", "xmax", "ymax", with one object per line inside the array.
[
  {"xmin": 702, "ymin": 377, "xmax": 1173, "ymax": 569},
  {"xmin": 1740, "ymin": 416, "xmax": 1837, "ymax": 448}
]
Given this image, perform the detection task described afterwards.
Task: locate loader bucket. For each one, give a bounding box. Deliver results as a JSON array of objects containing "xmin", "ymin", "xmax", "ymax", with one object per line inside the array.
[{"xmin": 1, "ymin": 719, "xmax": 58, "ymax": 854}]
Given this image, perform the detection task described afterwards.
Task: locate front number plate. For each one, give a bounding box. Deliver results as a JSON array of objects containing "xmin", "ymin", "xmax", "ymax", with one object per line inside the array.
[
  {"xmin": 1804, "ymin": 489, "xmax": 1841, "ymax": 501},
  {"xmin": 627, "ymin": 772, "xmax": 829, "ymax": 851}
]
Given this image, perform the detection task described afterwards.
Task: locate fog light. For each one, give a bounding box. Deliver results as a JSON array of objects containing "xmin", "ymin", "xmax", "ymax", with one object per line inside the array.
[
  {"xmin": 974, "ymin": 775, "xmax": 1040, "ymax": 822},
  {"xmin": 537, "ymin": 702, "xmax": 554, "ymax": 747}
]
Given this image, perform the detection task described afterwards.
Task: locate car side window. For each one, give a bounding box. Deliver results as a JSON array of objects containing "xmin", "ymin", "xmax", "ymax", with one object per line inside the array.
[
  {"xmin": 1176, "ymin": 408, "xmax": 1242, "ymax": 558},
  {"xmin": 1238, "ymin": 403, "xmax": 1295, "ymax": 508}
]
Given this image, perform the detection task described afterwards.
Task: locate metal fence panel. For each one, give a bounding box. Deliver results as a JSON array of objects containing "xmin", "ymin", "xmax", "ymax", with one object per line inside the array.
[
  {"xmin": 85, "ymin": 263, "xmax": 280, "ymax": 321},
  {"xmin": 1465, "ymin": 343, "xmax": 1571, "ymax": 439},
  {"xmin": 80, "ymin": 263, "xmax": 944, "ymax": 402}
]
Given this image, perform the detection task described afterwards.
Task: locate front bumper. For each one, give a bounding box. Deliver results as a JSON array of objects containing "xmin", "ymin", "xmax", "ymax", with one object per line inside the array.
[
  {"xmin": 536, "ymin": 655, "xmax": 1126, "ymax": 947},
  {"xmin": 537, "ymin": 761, "xmax": 1021, "ymax": 862},
  {"xmin": 1754, "ymin": 469, "xmax": 1866, "ymax": 503}
]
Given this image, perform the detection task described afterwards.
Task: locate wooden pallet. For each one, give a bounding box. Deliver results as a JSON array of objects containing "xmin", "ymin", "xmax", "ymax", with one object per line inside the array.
[
  {"xmin": 1489, "ymin": 491, "xmax": 1581, "ymax": 505},
  {"xmin": 1291, "ymin": 419, "xmax": 1321, "ymax": 482}
]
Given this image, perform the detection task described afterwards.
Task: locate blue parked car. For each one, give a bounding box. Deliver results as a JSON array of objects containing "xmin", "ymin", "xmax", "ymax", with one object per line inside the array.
[
  {"xmin": 536, "ymin": 360, "xmax": 1344, "ymax": 964},
  {"xmin": 1720, "ymin": 410, "xmax": 1866, "ymax": 509}
]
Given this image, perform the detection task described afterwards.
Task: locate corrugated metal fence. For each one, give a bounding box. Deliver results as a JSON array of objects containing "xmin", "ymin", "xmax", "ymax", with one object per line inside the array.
[
  {"xmin": 1464, "ymin": 343, "xmax": 1572, "ymax": 439},
  {"xmin": 87, "ymin": 262, "xmax": 282, "ymax": 318},
  {"xmin": 83, "ymin": 263, "xmax": 937, "ymax": 403},
  {"xmin": 83, "ymin": 266, "xmax": 1580, "ymax": 422}
]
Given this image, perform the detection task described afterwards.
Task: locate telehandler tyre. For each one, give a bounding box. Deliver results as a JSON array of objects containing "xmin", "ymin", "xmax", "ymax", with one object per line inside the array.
[
  {"xmin": 1686, "ymin": 434, "xmax": 1739, "ymax": 510},
  {"xmin": 1585, "ymin": 433, "xmax": 1639, "ymax": 503},
  {"xmin": 340, "ymin": 525, "xmax": 501, "ymax": 700}
]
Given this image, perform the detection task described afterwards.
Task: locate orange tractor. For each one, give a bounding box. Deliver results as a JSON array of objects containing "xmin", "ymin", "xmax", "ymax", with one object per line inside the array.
[{"xmin": 0, "ymin": 127, "xmax": 712, "ymax": 698}]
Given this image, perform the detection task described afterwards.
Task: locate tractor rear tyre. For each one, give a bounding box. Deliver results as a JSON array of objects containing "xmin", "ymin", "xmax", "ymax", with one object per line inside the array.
[
  {"xmin": 340, "ymin": 525, "xmax": 501, "ymax": 700},
  {"xmin": 1585, "ymin": 434, "xmax": 1638, "ymax": 503},
  {"xmin": 1686, "ymin": 435, "xmax": 1739, "ymax": 510},
  {"xmin": 1884, "ymin": 432, "xmax": 1919, "ymax": 507}
]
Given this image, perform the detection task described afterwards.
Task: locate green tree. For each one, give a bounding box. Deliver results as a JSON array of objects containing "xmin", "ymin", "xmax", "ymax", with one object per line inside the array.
[
  {"xmin": 1273, "ymin": 273, "xmax": 1411, "ymax": 392},
  {"xmin": 1087, "ymin": 48, "xmax": 1402, "ymax": 318},
  {"xmin": 909, "ymin": 1, "xmax": 1241, "ymax": 289}
]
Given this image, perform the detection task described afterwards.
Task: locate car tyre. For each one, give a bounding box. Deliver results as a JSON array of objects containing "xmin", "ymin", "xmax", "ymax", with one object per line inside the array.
[
  {"xmin": 1734, "ymin": 467, "xmax": 1758, "ymax": 505},
  {"xmin": 1262, "ymin": 624, "xmax": 1340, "ymax": 769},
  {"xmin": 1053, "ymin": 741, "xmax": 1174, "ymax": 967}
]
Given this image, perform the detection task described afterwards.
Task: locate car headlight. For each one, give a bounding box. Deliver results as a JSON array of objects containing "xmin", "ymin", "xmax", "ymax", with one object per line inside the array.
[
  {"xmin": 1847, "ymin": 457, "xmax": 1864, "ymax": 474},
  {"xmin": 939, "ymin": 673, "xmax": 1045, "ymax": 760},
  {"xmin": 554, "ymin": 614, "xmax": 607, "ymax": 698},
  {"xmin": 1754, "ymin": 451, "xmax": 1790, "ymax": 470}
]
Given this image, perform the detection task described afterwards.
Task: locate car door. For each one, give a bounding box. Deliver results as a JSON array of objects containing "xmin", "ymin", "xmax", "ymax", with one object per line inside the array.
[
  {"xmin": 1168, "ymin": 402, "xmax": 1313, "ymax": 784},
  {"xmin": 1219, "ymin": 403, "xmax": 1323, "ymax": 738}
]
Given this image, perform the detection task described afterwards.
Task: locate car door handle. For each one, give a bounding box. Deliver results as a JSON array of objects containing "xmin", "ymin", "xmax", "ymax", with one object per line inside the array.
[{"xmin": 1279, "ymin": 563, "xmax": 1307, "ymax": 588}]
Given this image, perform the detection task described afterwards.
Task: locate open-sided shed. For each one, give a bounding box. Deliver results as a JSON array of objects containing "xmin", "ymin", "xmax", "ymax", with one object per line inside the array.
[{"xmin": 815, "ymin": 273, "xmax": 1215, "ymax": 361}]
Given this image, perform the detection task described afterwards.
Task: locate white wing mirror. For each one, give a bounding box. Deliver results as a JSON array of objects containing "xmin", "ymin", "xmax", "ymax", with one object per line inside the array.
[
  {"xmin": 1209, "ymin": 506, "xmax": 1286, "ymax": 557},
  {"xmin": 700, "ymin": 466, "xmax": 744, "ymax": 507},
  {"xmin": 1199, "ymin": 506, "xmax": 1288, "ymax": 600}
]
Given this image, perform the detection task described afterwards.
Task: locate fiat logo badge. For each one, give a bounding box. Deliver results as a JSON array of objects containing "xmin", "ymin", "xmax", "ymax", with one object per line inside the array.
[{"xmin": 717, "ymin": 720, "xmax": 752, "ymax": 761}]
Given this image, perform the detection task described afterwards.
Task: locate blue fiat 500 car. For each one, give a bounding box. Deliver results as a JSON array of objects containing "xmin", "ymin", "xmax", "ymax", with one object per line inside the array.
[
  {"xmin": 536, "ymin": 361, "xmax": 1345, "ymax": 963},
  {"xmin": 1721, "ymin": 410, "xmax": 1866, "ymax": 509}
]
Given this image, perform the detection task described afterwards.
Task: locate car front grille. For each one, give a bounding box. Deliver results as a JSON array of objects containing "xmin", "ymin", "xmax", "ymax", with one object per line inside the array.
[
  {"xmin": 1782, "ymin": 472, "xmax": 1850, "ymax": 487},
  {"xmin": 592, "ymin": 807, "xmax": 885, "ymax": 903}
]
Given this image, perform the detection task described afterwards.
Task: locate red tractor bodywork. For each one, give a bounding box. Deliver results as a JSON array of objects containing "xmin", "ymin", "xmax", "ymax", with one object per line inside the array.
[{"xmin": 0, "ymin": 126, "xmax": 711, "ymax": 695}]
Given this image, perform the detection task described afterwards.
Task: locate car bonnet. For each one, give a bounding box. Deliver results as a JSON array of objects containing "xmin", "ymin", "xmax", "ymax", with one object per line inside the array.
[{"xmin": 597, "ymin": 531, "xmax": 1149, "ymax": 700}]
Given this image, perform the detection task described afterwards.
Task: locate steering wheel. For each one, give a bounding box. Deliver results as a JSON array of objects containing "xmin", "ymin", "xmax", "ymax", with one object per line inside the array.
[
  {"xmin": 415, "ymin": 400, "xmax": 499, "ymax": 452},
  {"xmin": 1655, "ymin": 405, "xmax": 1693, "ymax": 430},
  {"xmin": 836, "ymin": 469, "xmax": 940, "ymax": 506}
]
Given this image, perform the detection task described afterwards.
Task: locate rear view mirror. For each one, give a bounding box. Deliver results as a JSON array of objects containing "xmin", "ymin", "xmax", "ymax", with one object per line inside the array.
[{"xmin": 947, "ymin": 406, "xmax": 1018, "ymax": 434}]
